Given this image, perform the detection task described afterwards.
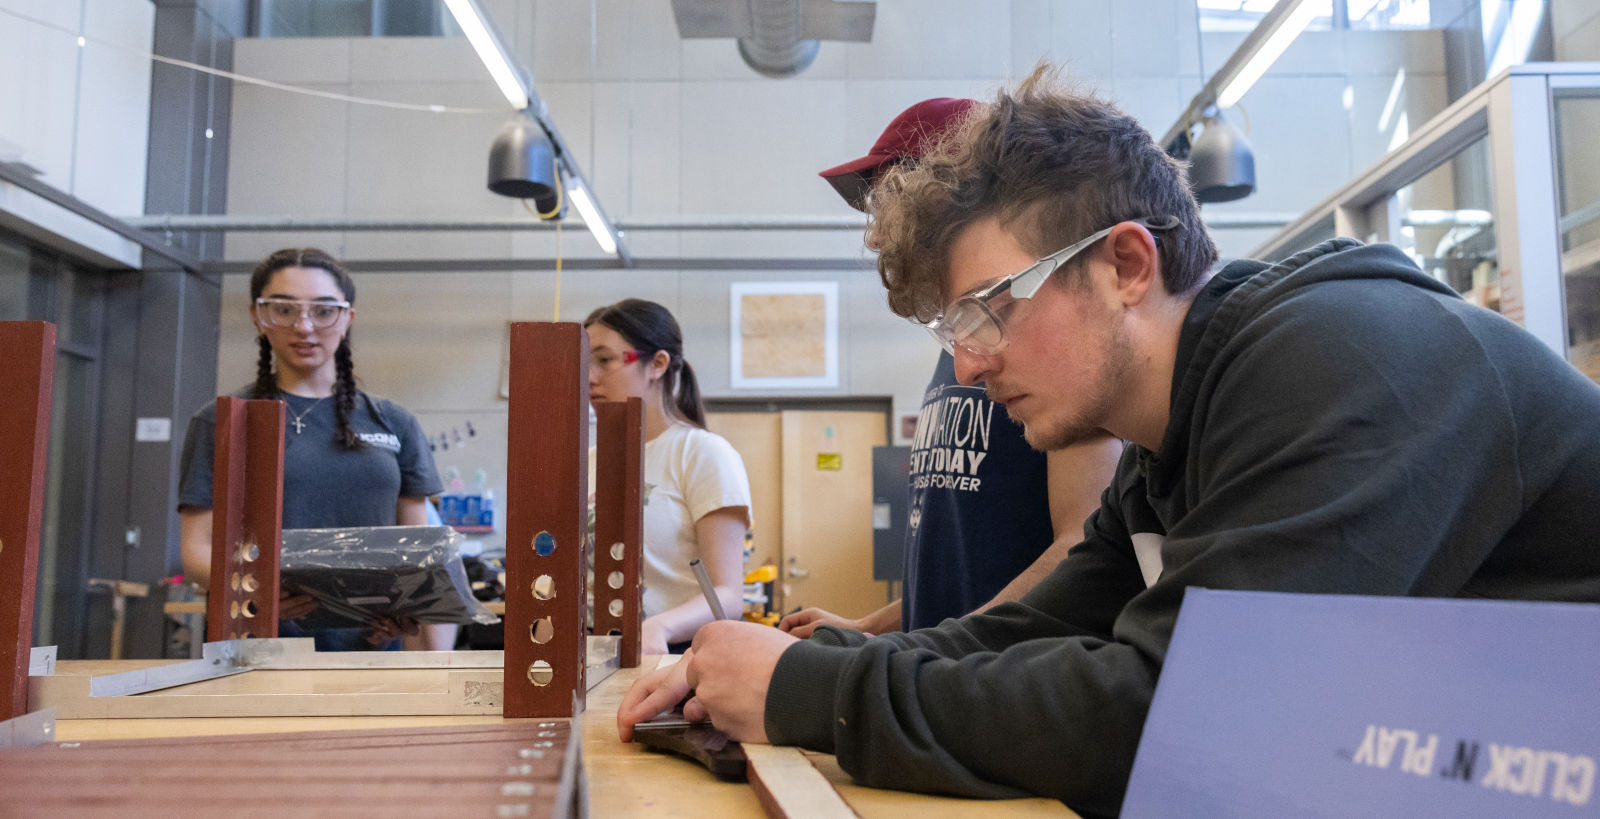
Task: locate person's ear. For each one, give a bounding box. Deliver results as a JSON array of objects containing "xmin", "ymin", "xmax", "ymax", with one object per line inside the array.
[
  {"xmin": 1106, "ymin": 221, "xmax": 1161, "ymax": 307},
  {"xmin": 649, "ymin": 349, "xmax": 671, "ymax": 382}
]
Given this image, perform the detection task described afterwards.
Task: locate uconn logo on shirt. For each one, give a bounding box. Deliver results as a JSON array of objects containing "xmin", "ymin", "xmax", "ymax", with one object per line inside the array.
[{"xmin": 358, "ymin": 432, "xmax": 402, "ymax": 452}]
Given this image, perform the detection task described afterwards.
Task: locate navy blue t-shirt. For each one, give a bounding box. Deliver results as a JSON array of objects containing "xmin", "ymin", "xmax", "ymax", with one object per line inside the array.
[
  {"xmin": 902, "ymin": 352, "xmax": 1055, "ymax": 629},
  {"xmin": 178, "ymin": 388, "xmax": 442, "ymax": 526}
]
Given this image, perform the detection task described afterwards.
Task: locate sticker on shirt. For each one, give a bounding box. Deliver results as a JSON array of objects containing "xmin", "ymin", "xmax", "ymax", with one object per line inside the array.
[
  {"xmin": 909, "ymin": 388, "xmax": 995, "ymax": 494},
  {"xmin": 358, "ymin": 432, "xmax": 402, "ymax": 452}
]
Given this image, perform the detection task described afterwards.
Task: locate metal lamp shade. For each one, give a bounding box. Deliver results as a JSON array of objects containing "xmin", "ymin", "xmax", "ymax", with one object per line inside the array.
[
  {"xmin": 488, "ymin": 115, "xmax": 561, "ymax": 216},
  {"xmin": 1189, "ymin": 114, "xmax": 1256, "ymax": 204}
]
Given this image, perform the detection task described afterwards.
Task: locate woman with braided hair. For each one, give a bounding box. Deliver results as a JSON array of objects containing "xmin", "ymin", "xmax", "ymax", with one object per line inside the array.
[
  {"xmin": 177, "ymin": 248, "xmax": 444, "ymax": 651},
  {"xmin": 585, "ymin": 299, "xmax": 752, "ymax": 654}
]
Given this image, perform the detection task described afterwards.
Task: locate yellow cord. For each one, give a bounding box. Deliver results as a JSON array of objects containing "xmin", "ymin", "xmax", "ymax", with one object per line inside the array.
[
  {"xmin": 553, "ymin": 218, "xmax": 562, "ymax": 322},
  {"xmin": 518, "ymin": 153, "xmax": 566, "ymax": 321}
]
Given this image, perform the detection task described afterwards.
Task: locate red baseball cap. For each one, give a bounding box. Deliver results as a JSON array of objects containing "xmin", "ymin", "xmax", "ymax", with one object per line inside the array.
[{"xmin": 819, "ymin": 97, "xmax": 979, "ymax": 212}]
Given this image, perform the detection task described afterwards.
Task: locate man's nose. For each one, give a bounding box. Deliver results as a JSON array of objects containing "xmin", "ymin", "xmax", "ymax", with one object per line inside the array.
[{"xmin": 952, "ymin": 347, "xmax": 998, "ymax": 386}]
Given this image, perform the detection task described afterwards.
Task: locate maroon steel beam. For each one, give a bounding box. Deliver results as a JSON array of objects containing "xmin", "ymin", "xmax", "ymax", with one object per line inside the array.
[
  {"xmin": 206, "ymin": 397, "xmax": 285, "ymax": 641},
  {"xmin": 505, "ymin": 323, "xmax": 589, "ymax": 717},
  {"xmin": 592, "ymin": 398, "xmax": 645, "ymax": 668},
  {"xmin": 0, "ymin": 322, "xmax": 54, "ymax": 720}
]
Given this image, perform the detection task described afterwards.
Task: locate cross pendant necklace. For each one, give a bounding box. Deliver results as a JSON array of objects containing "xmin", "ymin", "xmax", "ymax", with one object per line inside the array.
[{"xmin": 285, "ymin": 395, "xmax": 329, "ymax": 434}]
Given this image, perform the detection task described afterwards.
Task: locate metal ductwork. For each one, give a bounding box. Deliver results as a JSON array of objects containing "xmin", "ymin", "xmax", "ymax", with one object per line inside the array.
[{"xmin": 671, "ymin": 0, "xmax": 876, "ymax": 78}]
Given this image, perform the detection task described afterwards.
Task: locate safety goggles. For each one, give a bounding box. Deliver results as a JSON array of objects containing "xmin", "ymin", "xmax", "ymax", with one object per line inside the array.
[
  {"xmin": 923, "ymin": 216, "xmax": 1178, "ymax": 355},
  {"xmin": 254, "ymin": 298, "xmax": 351, "ymax": 329}
]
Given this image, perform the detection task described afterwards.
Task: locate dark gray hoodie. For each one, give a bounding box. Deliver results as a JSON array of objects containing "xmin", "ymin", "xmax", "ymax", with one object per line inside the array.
[{"xmin": 763, "ymin": 240, "xmax": 1600, "ymax": 817}]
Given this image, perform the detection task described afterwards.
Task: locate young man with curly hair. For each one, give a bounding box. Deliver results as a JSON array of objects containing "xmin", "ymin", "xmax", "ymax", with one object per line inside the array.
[{"xmin": 617, "ymin": 66, "xmax": 1600, "ymax": 817}]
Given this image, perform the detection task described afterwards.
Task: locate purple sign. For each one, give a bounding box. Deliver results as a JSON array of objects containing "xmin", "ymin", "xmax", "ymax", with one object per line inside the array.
[{"xmin": 1123, "ymin": 590, "xmax": 1599, "ymax": 817}]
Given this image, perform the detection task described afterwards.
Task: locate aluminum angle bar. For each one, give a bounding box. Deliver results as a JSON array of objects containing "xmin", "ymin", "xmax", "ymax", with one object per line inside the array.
[
  {"xmin": 87, "ymin": 641, "xmax": 249, "ymax": 697},
  {"xmin": 0, "ymin": 707, "xmax": 54, "ymax": 748}
]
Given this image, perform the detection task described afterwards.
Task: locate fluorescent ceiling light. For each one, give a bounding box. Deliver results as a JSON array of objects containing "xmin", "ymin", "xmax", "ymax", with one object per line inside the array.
[
  {"xmin": 1216, "ymin": 0, "xmax": 1319, "ymax": 109},
  {"xmin": 443, "ymin": 0, "xmax": 529, "ymax": 110},
  {"xmin": 567, "ymin": 182, "xmax": 618, "ymax": 255}
]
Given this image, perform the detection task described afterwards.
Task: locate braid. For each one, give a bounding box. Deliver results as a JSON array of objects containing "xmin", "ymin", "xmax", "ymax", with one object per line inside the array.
[
  {"xmin": 333, "ymin": 337, "xmax": 364, "ymax": 450},
  {"xmin": 252, "ymin": 336, "xmax": 277, "ymax": 399}
]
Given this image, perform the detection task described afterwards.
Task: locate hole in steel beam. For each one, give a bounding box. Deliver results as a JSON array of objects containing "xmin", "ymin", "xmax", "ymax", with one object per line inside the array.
[
  {"xmin": 527, "ymin": 660, "xmax": 554, "ymax": 686},
  {"xmin": 530, "ymin": 617, "xmax": 554, "ymax": 644},
  {"xmin": 532, "ymin": 575, "xmax": 555, "ymax": 600}
]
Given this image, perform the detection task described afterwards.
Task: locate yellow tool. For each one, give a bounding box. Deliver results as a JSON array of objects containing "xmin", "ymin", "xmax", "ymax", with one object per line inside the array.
[{"xmin": 742, "ymin": 565, "xmax": 780, "ymax": 626}]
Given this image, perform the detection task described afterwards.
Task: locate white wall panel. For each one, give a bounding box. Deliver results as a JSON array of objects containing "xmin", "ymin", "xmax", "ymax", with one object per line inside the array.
[
  {"xmin": 1112, "ymin": 0, "xmax": 1201, "ymax": 79},
  {"xmin": 679, "ymin": 79, "xmax": 855, "ymax": 215},
  {"xmin": 589, "ymin": 81, "xmax": 683, "ymax": 219},
  {"xmin": 0, "ymin": 17, "xmax": 78, "ymax": 184},
  {"xmin": 73, "ymin": 0, "xmax": 154, "ymax": 217},
  {"xmin": 224, "ymin": 82, "xmax": 351, "ymax": 261},
  {"xmin": 1554, "ymin": 0, "xmax": 1600, "ymax": 61},
  {"xmin": 1018, "ymin": 0, "xmax": 1116, "ymax": 82},
  {"xmin": 591, "ymin": 0, "xmax": 682, "ymax": 82},
  {"xmin": 844, "ymin": 0, "xmax": 1010, "ymax": 80},
  {"xmin": 341, "ymin": 80, "xmax": 508, "ymax": 260},
  {"xmin": 233, "ymin": 36, "xmax": 350, "ymax": 84}
]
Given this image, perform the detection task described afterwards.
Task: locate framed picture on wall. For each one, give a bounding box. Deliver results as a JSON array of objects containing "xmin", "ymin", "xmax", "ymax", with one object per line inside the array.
[{"xmin": 729, "ymin": 281, "xmax": 839, "ymax": 389}]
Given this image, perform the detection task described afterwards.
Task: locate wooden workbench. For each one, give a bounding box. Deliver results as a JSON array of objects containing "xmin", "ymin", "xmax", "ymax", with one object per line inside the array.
[{"xmin": 50, "ymin": 658, "xmax": 1074, "ymax": 817}]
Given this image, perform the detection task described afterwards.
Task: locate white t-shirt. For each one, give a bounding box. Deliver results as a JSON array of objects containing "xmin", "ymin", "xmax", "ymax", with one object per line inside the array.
[{"xmin": 592, "ymin": 422, "xmax": 753, "ymax": 618}]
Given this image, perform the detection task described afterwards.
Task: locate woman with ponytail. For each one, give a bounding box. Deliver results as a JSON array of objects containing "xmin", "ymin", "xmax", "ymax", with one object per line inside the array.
[
  {"xmin": 176, "ymin": 248, "xmax": 444, "ymax": 651},
  {"xmin": 585, "ymin": 299, "xmax": 752, "ymax": 654}
]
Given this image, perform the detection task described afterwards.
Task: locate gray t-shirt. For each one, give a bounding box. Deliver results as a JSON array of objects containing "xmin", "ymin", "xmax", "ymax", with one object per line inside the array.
[{"xmin": 178, "ymin": 388, "xmax": 442, "ymax": 527}]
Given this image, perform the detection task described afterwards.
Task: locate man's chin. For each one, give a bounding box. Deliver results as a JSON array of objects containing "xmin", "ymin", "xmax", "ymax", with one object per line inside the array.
[{"xmin": 1023, "ymin": 419, "xmax": 1101, "ymax": 452}]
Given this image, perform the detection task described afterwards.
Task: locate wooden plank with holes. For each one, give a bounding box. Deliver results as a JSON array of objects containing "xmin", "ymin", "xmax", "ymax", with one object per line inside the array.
[
  {"xmin": 0, "ymin": 322, "xmax": 55, "ymax": 721},
  {"xmin": 206, "ymin": 397, "xmax": 285, "ymax": 642},
  {"xmin": 505, "ymin": 322, "xmax": 589, "ymax": 717},
  {"xmin": 592, "ymin": 397, "xmax": 645, "ymax": 667}
]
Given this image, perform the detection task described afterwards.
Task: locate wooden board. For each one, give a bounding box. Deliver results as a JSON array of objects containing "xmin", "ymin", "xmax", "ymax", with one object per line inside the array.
[
  {"xmin": 592, "ymin": 398, "xmax": 645, "ymax": 667},
  {"xmin": 207, "ymin": 397, "xmax": 285, "ymax": 641},
  {"xmin": 745, "ymin": 743, "xmax": 859, "ymax": 818},
  {"xmin": 505, "ymin": 322, "xmax": 589, "ymax": 717},
  {"xmin": 0, "ymin": 322, "xmax": 54, "ymax": 721},
  {"xmin": 0, "ymin": 721, "xmax": 580, "ymax": 818}
]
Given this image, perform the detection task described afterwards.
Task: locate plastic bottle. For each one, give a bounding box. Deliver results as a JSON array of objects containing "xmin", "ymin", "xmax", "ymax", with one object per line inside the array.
[
  {"xmin": 441, "ymin": 467, "xmax": 464, "ymax": 527},
  {"xmin": 464, "ymin": 468, "xmax": 489, "ymax": 529}
]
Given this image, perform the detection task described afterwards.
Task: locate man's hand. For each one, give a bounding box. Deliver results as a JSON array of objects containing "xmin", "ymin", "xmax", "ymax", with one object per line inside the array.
[
  {"xmin": 617, "ymin": 651, "xmax": 694, "ymax": 742},
  {"xmin": 680, "ymin": 621, "xmax": 798, "ymax": 743},
  {"xmin": 779, "ymin": 607, "xmax": 862, "ymax": 639},
  {"xmin": 278, "ymin": 590, "xmax": 317, "ymax": 620},
  {"xmin": 364, "ymin": 615, "xmax": 420, "ymax": 646}
]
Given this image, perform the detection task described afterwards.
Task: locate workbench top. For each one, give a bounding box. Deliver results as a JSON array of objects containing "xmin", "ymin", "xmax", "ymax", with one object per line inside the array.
[{"xmin": 49, "ymin": 657, "xmax": 1074, "ymax": 817}]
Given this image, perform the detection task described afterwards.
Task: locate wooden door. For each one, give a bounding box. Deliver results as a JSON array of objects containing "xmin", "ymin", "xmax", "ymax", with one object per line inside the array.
[
  {"xmin": 779, "ymin": 410, "xmax": 888, "ymax": 617},
  {"xmin": 705, "ymin": 412, "xmax": 783, "ymax": 596}
]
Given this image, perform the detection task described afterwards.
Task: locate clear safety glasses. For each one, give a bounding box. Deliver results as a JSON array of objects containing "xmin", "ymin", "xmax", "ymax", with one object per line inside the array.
[
  {"xmin": 923, "ymin": 216, "xmax": 1178, "ymax": 356},
  {"xmin": 255, "ymin": 298, "xmax": 351, "ymax": 329}
]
